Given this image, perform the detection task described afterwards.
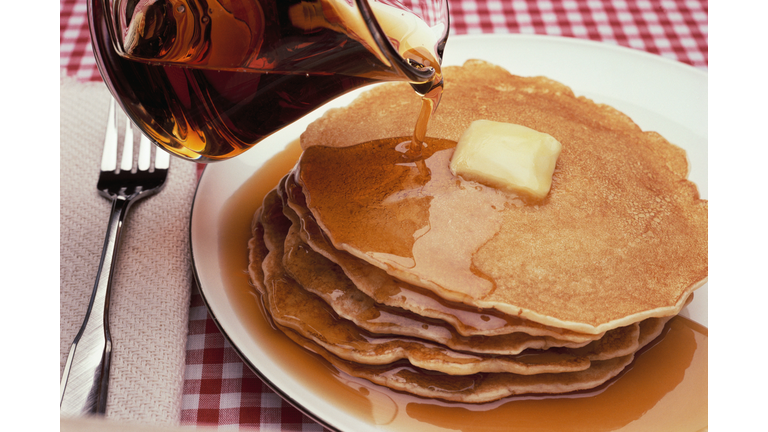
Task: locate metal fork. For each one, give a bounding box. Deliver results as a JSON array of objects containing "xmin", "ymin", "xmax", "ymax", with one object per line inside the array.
[{"xmin": 60, "ymin": 99, "xmax": 170, "ymax": 416}]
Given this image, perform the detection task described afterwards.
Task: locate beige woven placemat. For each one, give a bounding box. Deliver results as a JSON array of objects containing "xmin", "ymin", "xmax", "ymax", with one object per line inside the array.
[{"xmin": 60, "ymin": 76, "xmax": 197, "ymax": 426}]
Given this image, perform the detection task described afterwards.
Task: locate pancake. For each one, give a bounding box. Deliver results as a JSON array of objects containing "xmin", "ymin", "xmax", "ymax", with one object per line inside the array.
[
  {"xmin": 247, "ymin": 207, "xmax": 268, "ymax": 295},
  {"xmin": 245, "ymin": 59, "xmax": 705, "ymax": 402},
  {"xmin": 267, "ymin": 296, "xmax": 672, "ymax": 404},
  {"xmin": 282, "ymin": 172, "xmax": 601, "ymax": 343},
  {"xmin": 283, "ymin": 210, "xmax": 602, "ymax": 355},
  {"xmin": 296, "ymin": 60, "xmax": 708, "ymax": 334},
  {"xmin": 274, "ymin": 312, "xmax": 670, "ymax": 404},
  {"xmin": 279, "ymin": 326, "xmax": 632, "ymax": 404},
  {"xmin": 258, "ymin": 187, "xmax": 602, "ymax": 375}
]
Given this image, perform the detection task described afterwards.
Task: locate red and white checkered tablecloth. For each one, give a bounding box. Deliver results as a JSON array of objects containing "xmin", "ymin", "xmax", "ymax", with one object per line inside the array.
[
  {"xmin": 60, "ymin": 1, "xmax": 708, "ymax": 430},
  {"xmin": 61, "ymin": 0, "xmax": 707, "ymax": 83}
]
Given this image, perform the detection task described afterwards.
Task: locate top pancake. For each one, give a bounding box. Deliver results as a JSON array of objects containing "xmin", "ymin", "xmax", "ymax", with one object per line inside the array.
[
  {"xmin": 296, "ymin": 60, "xmax": 707, "ymax": 334},
  {"xmin": 283, "ymin": 172, "xmax": 601, "ymax": 342}
]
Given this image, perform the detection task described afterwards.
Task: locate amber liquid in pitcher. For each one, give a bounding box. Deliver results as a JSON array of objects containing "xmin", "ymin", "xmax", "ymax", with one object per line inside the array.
[{"xmin": 89, "ymin": 0, "xmax": 445, "ymax": 162}]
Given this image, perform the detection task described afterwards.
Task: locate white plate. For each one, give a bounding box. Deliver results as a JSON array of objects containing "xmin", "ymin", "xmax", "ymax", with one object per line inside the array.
[{"xmin": 190, "ymin": 34, "xmax": 707, "ymax": 431}]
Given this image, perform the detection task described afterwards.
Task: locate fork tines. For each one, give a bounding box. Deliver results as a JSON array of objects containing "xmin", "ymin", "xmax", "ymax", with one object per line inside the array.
[{"xmin": 101, "ymin": 99, "xmax": 170, "ymax": 174}]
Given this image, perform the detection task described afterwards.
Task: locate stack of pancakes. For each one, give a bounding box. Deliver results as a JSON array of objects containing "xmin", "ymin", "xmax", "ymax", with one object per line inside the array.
[{"xmin": 247, "ymin": 60, "xmax": 708, "ymax": 403}]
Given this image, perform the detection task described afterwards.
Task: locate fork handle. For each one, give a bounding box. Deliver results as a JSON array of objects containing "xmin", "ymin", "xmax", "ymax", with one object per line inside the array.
[{"xmin": 60, "ymin": 196, "xmax": 132, "ymax": 416}]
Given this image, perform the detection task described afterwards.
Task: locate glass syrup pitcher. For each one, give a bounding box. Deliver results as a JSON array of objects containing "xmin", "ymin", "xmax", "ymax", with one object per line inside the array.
[{"xmin": 88, "ymin": 0, "xmax": 449, "ymax": 162}]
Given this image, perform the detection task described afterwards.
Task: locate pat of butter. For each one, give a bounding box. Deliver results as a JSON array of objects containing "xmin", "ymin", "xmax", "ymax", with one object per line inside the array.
[{"xmin": 450, "ymin": 120, "xmax": 562, "ymax": 200}]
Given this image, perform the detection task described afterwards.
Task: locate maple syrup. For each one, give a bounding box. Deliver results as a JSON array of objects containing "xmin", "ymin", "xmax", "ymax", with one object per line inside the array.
[
  {"xmin": 215, "ymin": 141, "xmax": 707, "ymax": 432},
  {"xmin": 298, "ymin": 136, "xmax": 515, "ymax": 303}
]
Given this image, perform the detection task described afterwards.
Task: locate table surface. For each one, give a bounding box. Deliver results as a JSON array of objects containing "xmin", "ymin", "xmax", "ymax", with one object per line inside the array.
[{"xmin": 60, "ymin": 0, "xmax": 708, "ymax": 430}]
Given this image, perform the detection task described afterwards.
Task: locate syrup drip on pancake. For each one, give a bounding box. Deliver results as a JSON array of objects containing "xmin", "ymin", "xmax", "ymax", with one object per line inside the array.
[{"xmin": 298, "ymin": 137, "xmax": 524, "ymax": 303}]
